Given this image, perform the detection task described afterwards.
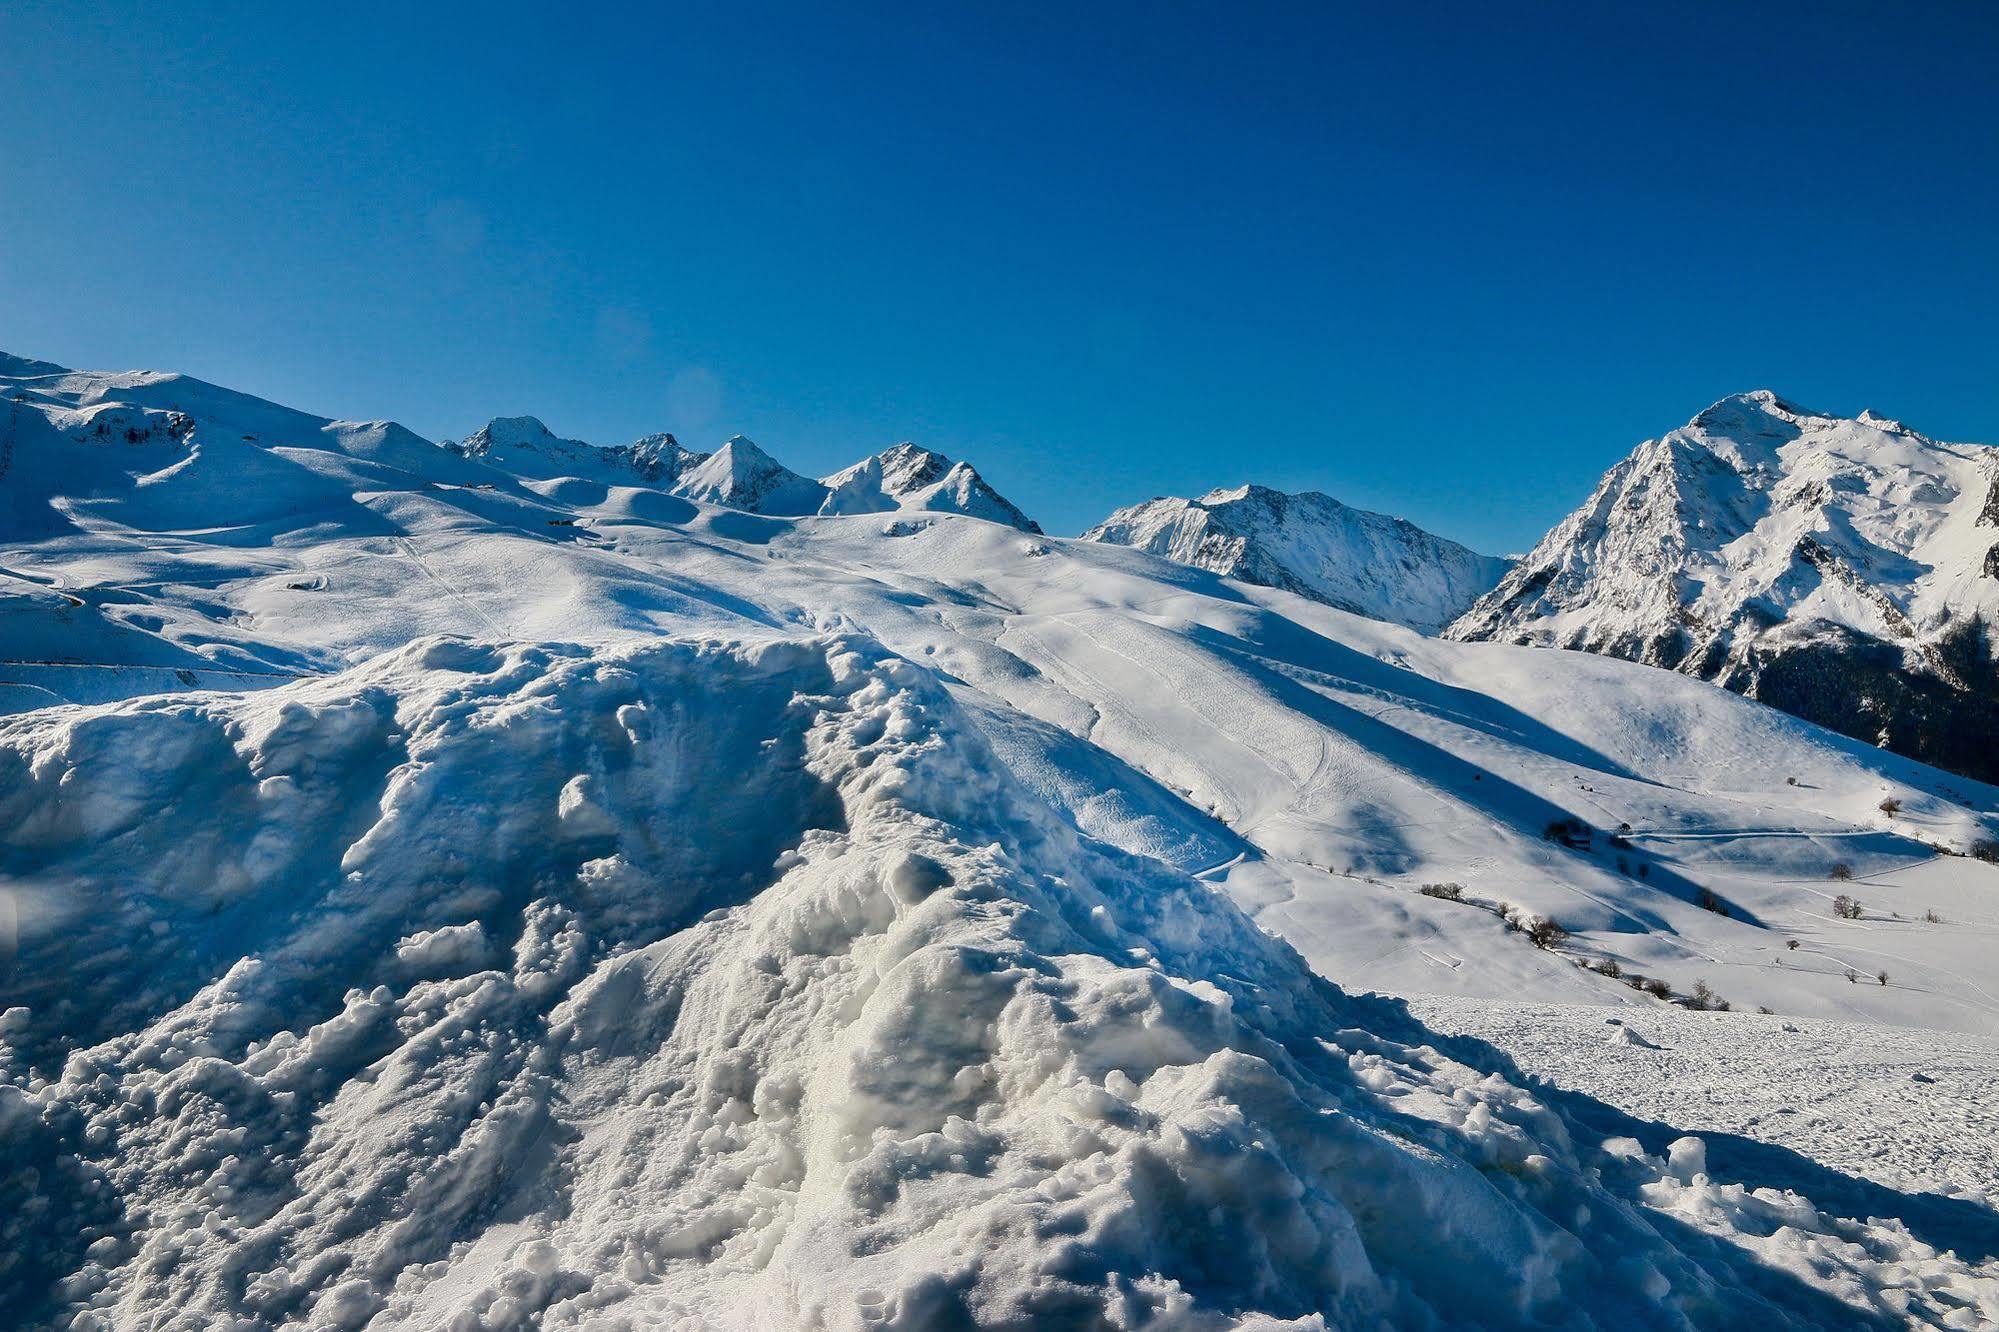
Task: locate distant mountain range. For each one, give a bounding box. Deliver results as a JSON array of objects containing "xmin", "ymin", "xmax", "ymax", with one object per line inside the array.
[
  {"xmin": 448, "ymin": 416, "xmax": 1040, "ymax": 531},
  {"xmin": 7, "ymin": 350, "xmax": 1994, "ymax": 782}
]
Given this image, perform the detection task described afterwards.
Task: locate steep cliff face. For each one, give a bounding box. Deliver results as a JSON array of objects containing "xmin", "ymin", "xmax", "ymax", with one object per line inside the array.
[
  {"xmin": 1085, "ymin": 484, "xmax": 1509, "ymax": 633},
  {"xmin": 1448, "ymin": 392, "xmax": 1999, "ymax": 781}
]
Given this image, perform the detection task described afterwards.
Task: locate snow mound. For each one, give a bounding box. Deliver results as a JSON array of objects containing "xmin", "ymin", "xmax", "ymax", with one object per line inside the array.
[
  {"xmin": 4, "ymin": 634, "xmax": 1990, "ymax": 1328},
  {"xmin": 1085, "ymin": 483, "xmax": 1509, "ymax": 633}
]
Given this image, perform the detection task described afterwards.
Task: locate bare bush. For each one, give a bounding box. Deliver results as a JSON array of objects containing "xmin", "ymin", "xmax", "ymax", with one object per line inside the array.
[
  {"xmin": 1643, "ymin": 978, "xmax": 1672, "ymax": 1000},
  {"xmin": 1879, "ymin": 796, "xmax": 1902, "ymax": 816},
  {"xmin": 1526, "ymin": 917, "xmax": 1567, "ymax": 950},
  {"xmin": 1832, "ymin": 894, "xmax": 1862, "ymax": 920},
  {"xmin": 1828, "ymin": 862, "xmax": 1854, "ymax": 881},
  {"xmin": 1418, "ymin": 882, "xmax": 1465, "ymax": 902}
]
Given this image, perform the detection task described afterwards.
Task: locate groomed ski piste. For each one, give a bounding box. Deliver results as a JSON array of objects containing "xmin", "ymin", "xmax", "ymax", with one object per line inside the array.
[{"xmin": 3, "ymin": 354, "xmax": 1997, "ymax": 1328}]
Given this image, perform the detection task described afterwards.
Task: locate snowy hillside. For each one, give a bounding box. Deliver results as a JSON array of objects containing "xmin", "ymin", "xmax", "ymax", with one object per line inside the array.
[
  {"xmin": 1449, "ymin": 392, "xmax": 1999, "ymax": 783},
  {"xmin": 1085, "ymin": 483, "xmax": 1510, "ymax": 633},
  {"xmin": 5, "ymin": 355, "xmax": 1999, "ymax": 1327}
]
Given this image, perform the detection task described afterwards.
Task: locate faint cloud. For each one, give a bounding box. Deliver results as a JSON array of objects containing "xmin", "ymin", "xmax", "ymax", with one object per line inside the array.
[
  {"xmin": 667, "ymin": 367, "xmax": 722, "ymax": 433},
  {"xmin": 594, "ymin": 307, "xmax": 654, "ymax": 366},
  {"xmin": 425, "ymin": 199, "xmax": 487, "ymax": 257}
]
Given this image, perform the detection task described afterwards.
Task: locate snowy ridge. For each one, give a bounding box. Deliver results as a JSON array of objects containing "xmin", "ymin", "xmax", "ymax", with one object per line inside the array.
[
  {"xmin": 1448, "ymin": 392, "xmax": 1999, "ymax": 782},
  {"xmin": 6, "ymin": 634, "xmax": 1993, "ymax": 1327},
  {"xmin": 451, "ymin": 416, "xmax": 706, "ymax": 486},
  {"xmin": 1085, "ymin": 483, "xmax": 1510, "ymax": 633}
]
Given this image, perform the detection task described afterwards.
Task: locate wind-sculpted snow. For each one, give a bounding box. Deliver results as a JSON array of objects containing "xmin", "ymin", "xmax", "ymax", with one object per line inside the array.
[{"xmin": 4, "ymin": 636, "xmax": 1995, "ymax": 1328}]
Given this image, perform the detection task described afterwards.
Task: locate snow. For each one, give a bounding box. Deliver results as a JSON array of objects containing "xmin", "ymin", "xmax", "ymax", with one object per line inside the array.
[
  {"xmin": 1446, "ymin": 391, "xmax": 1999, "ymax": 777},
  {"xmin": 1084, "ymin": 483, "xmax": 1510, "ymax": 633},
  {"xmin": 5, "ymin": 354, "xmax": 1999, "ymax": 1326}
]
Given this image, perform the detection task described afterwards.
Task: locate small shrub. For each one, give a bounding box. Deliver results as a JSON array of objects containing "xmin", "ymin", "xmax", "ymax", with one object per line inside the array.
[
  {"xmin": 1879, "ymin": 797, "xmax": 1902, "ymax": 816},
  {"xmin": 1828, "ymin": 862, "xmax": 1854, "ymax": 881},
  {"xmin": 1418, "ymin": 882, "xmax": 1465, "ymax": 902},
  {"xmin": 1845, "ymin": 968, "xmax": 1858, "ymax": 984},
  {"xmin": 1543, "ymin": 817, "xmax": 1591, "ymax": 847},
  {"xmin": 1643, "ymin": 978, "xmax": 1672, "ymax": 1000},
  {"xmin": 1595, "ymin": 958, "xmax": 1623, "ymax": 980},
  {"xmin": 1624, "ymin": 974, "xmax": 1647, "ymax": 991},
  {"xmin": 1832, "ymin": 894, "xmax": 1862, "ymax": 920},
  {"xmin": 1922, "ymin": 909, "xmax": 1944, "ymax": 924},
  {"xmin": 1757, "ymin": 1005, "xmax": 1774, "ymax": 1014},
  {"xmin": 1526, "ymin": 917, "xmax": 1568, "ymax": 950},
  {"xmin": 1785, "ymin": 938, "xmax": 1800, "ymax": 950},
  {"xmin": 1689, "ymin": 979, "xmax": 1717, "ymax": 1010},
  {"xmin": 1697, "ymin": 889, "xmax": 1729, "ymax": 917},
  {"xmin": 1786, "ymin": 775, "xmax": 1799, "ymax": 786},
  {"xmin": 1877, "ymin": 970, "xmax": 1889, "ymax": 987},
  {"xmin": 1970, "ymin": 839, "xmax": 1999, "ymax": 865}
]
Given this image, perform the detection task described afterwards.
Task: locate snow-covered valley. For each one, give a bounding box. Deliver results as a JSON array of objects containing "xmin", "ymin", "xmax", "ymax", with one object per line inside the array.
[{"xmin": 4, "ymin": 355, "xmax": 1998, "ymax": 1328}]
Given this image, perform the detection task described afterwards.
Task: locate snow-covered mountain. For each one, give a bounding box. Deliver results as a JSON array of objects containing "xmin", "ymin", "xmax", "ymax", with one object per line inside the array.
[
  {"xmin": 663, "ymin": 434, "xmax": 821, "ymax": 515},
  {"xmin": 819, "ymin": 441, "xmax": 1042, "ymax": 532},
  {"xmin": 1448, "ymin": 391, "xmax": 1999, "ymax": 784},
  {"xmin": 6, "ymin": 354, "xmax": 1999, "ymax": 1328},
  {"xmin": 1084, "ymin": 483, "xmax": 1511, "ymax": 633},
  {"xmin": 450, "ymin": 415, "xmax": 705, "ymax": 485}
]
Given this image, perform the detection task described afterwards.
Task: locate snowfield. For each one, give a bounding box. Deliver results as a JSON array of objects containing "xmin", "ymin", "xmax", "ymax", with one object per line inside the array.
[{"xmin": 3, "ymin": 355, "xmax": 1998, "ymax": 1328}]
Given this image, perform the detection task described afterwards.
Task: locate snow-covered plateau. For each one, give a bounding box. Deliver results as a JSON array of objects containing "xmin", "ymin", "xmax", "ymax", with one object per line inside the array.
[{"xmin": 3, "ymin": 355, "xmax": 1997, "ymax": 1329}]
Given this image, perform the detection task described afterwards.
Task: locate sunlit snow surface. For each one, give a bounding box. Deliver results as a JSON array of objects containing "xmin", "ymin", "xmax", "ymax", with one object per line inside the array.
[{"xmin": 3, "ymin": 356, "xmax": 1997, "ymax": 1327}]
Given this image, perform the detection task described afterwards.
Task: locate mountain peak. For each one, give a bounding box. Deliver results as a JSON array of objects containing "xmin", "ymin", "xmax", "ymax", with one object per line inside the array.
[
  {"xmin": 1448, "ymin": 395, "xmax": 1999, "ymax": 781},
  {"xmin": 817, "ymin": 443, "xmax": 1040, "ymax": 532},
  {"xmin": 459, "ymin": 415, "xmax": 556, "ymax": 455},
  {"xmin": 671, "ymin": 436, "xmax": 824, "ymax": 515},
  {"xmin": 1086, "ymin": 484, "xmax": 1507, "ymax": 632}
]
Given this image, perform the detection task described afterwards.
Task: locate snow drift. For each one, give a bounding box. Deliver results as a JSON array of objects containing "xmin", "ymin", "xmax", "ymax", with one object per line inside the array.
[{"xmin": 4, "ymin": 634, "xmax": 1991, "ymax": 1328}]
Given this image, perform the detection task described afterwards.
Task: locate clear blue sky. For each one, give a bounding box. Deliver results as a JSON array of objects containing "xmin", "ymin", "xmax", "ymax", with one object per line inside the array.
[{"xmin": 4, "ymin": 2, "xmax": 1994, "ymax": 549}]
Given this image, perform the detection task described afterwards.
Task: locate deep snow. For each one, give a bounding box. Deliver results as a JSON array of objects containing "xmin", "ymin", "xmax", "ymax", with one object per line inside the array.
[{"xmin": 4, "ymin": 355, "xmax": 1998, "ymax": 1328}]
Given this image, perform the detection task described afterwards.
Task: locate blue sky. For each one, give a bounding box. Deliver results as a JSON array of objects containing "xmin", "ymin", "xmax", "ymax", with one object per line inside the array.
[{"xmin": 4, "ymin": 1, "xmax": 1994, "ymax": 549}]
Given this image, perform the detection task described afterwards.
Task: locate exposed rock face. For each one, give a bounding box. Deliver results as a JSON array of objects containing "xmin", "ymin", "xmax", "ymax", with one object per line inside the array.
[
  {"xmin": 1084, "ymin": 484, "xmax": 1509, "ymax": 633},
  {"xmin": 1448, "ymin": 392, "xmax": 1999, "ymax": 783}
]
